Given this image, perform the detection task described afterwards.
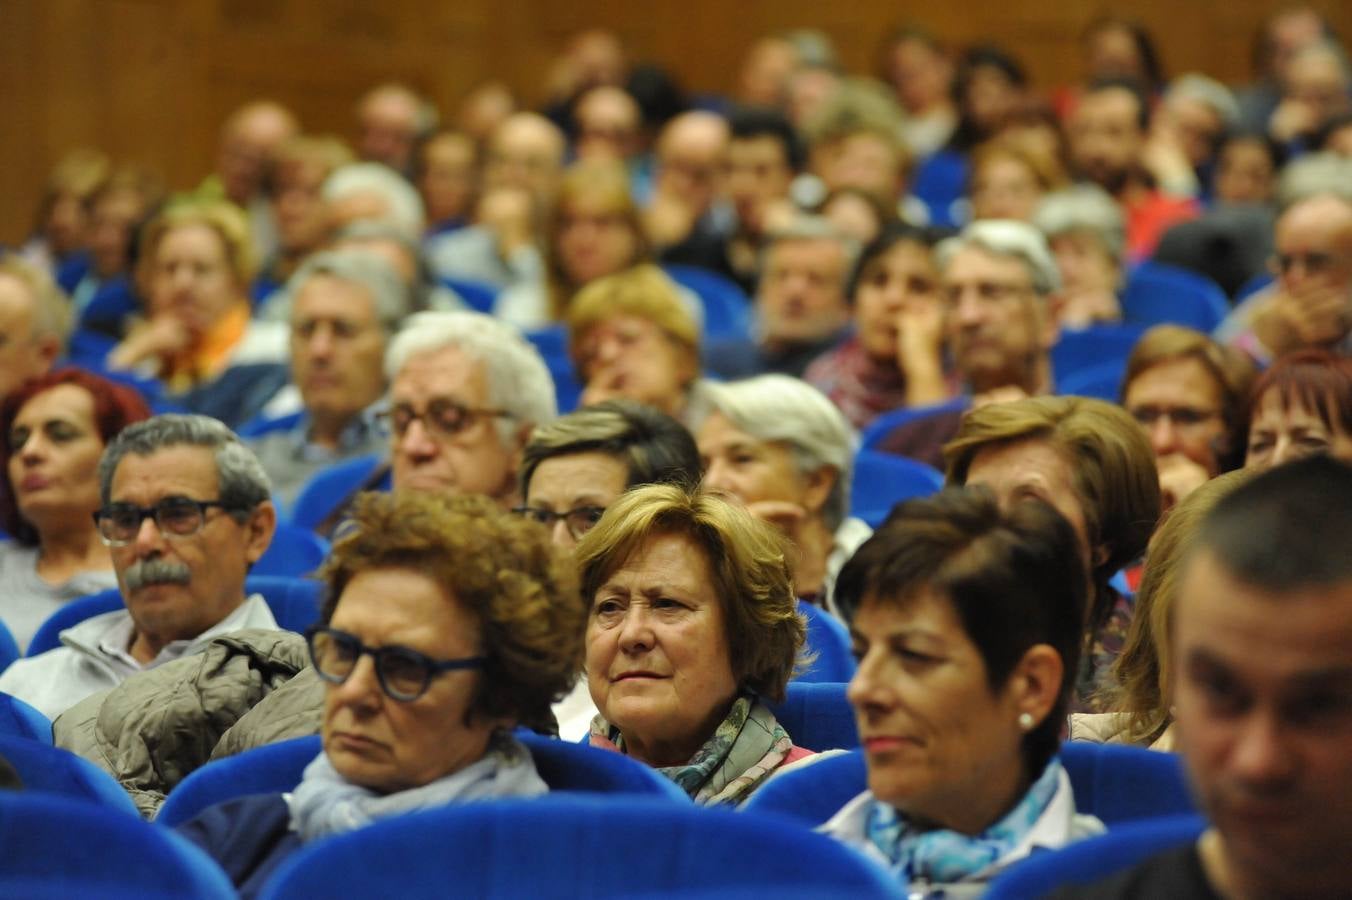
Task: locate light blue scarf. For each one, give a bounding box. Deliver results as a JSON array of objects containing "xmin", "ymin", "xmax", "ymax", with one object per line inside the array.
[
  {"xmin": 288, "ymin": 731, "xmax": 547, "ymax": 843},
  {"xmin": 865, "ymin": 757, "xmax": 1064, "ymax": 885}
]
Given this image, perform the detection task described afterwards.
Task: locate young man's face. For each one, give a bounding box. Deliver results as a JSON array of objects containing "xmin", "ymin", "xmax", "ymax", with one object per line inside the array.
[{"xmin": 1172, "ymin": 550, "xmax": 1352, "ymax": 894}]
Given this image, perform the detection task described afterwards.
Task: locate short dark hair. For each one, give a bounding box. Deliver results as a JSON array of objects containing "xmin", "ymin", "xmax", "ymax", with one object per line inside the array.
[
  {"xmin": 846, "ymin": 222, "xmax": 953, "ymax": 304},
  {"xmin": 519, "ymin": 399, "xmax": 701, "ymax": 498},
  {"xmin": 1197, "ymin": 455, "xmax": 1352, "ymax": 592},
  {"xmin": 835, "ymin": 486, "xmax": 1088, "ymax": 778},
  {"xmin": 728, "ymin": 106, "xmax": 804, "ymax": 171}
]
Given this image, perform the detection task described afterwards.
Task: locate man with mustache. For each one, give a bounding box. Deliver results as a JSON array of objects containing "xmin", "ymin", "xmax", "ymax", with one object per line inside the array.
[
  {"xmin": 0, "ymin": 415, "xmax": 279, "ymax": 719},
  {"xmin": 1061, "ymin": 455, "xmax": 1352, "ymax": 899}
]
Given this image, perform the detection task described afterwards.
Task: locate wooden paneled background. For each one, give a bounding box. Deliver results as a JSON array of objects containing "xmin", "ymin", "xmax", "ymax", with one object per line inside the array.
[{"xmin": 4, "ymin": 0, "xmax": 1351, "ymax": 242}]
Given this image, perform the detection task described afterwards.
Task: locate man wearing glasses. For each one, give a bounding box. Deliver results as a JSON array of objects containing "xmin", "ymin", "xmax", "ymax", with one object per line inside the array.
[
  {"xmin": 1219, "ymin": 189, "xmax": 1352, "ymax": 362},
  {"xmin": 0, "ymin": 415, "xmax": 279, "ymax": 719},
  {"xmin": 874, "ymin": 220, "xmax": 1061, "ymax": 469}
]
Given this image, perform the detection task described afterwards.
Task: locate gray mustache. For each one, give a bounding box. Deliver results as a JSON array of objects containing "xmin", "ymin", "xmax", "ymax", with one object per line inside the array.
[{"xmin": 123, "ymin": 559, "xmax": 191, "ymax": 590}]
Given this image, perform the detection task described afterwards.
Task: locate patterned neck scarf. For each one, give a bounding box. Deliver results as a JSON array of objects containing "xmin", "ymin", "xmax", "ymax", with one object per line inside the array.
[
  {"xmin": 589, "ymin": 694, "xmax": 793, "ymax": 806},
  {"xmin": 865, "ymin": 757, "xmax": 1064, "ymax": 886}
]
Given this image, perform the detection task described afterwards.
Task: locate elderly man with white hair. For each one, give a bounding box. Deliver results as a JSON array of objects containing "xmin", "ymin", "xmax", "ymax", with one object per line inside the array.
[
  {"xmin": 1034, "ymin": 185, "xmax": 1127, "ymax": 328},
  {"xmin": 874, "ymin": 219, "xmax": 1063, "ymax": 468},
  {"xmin": 697, "ymin": 374, "xmax": 870, "ymax": 616},
  {"xmin": 322, "ymin": 162, "xmax": 426, "ymax": 244},
  {"xmin": 303, "ymin": 310, "xmax": 557, "ymax": 534}
]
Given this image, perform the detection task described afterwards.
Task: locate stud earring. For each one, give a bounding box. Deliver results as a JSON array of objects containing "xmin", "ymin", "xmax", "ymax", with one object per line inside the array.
[{"xmin": 1018, "ymin": 712, "xmax": 1035, "ymax": 731}]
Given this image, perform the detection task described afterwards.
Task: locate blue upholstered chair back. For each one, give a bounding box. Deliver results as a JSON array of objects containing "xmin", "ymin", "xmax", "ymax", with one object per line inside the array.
[
  {"xmin": 0, "ymin": 691, "xmax": 53, "ymax": 743},
  {"xmin": 0, "ymin": 734, "xmax": 137, "ymax": 813},
  {"xmin": 1121, "ymin": 262, "xmax": 1230, "ymax": 332},
  {"xmin": 288, "ymin": 453, "xmax": 386, "ymax": 531},
  {"xmin": 663, "ymin": 263, "xmax": 754, "ymax": 342},
  {"xmin": 257, "ymin": 795, "xmax": 898, "ymax": 899},
  {"xmin": 0, "ymin": 791, "xmax": 235, "ymax": 899},
  {"xmin": 985, "ymin": 814, "xmax": 1207, "ymax": 899},
  {"xmin": 763, "ymin": 681, "xmax": 860, "ymax": 752},
  {"xmin": 742, "ymin": 742, "xmax": 1196, "ymax": 827},
  {"xmin": 794, "ymin": 601, "xmax": 856, "ymax": 684},
  {"xmin": 158, "ymin": 731, "xmax": 687, "ymax": 828},
  {"xmin": 850, "ymin": 451, "xmax": 945, "ymax": 527},
  {"xmin": 0, "ymin": 620, "xmax": 18, "ymax": 676}
]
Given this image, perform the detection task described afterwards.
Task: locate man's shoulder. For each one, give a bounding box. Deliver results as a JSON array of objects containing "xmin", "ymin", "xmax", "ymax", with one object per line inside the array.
[
  {"xmin": 0, "ymin": 643, "xmax": 115, "ymax": 720},
  {"xmin": 1048, "ymin": 842, "xmax": 1219, "ymax": 900}
]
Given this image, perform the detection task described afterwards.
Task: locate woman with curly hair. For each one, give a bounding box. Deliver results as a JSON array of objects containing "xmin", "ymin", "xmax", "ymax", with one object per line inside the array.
[{"xmin": 178, "ymin": 490, "xmax": 586, "ymax": 897}]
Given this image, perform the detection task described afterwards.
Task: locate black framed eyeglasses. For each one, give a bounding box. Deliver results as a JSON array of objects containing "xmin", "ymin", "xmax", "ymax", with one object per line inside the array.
[
  {"xmin": 306, "ymin": 626, "xmax": 488, "ymax": 702},
  {"xmin": 376, "ymin": 399, "xmax": 513, "ymax": 441},
  {"xmin": 93, "ymin": 497, "xmax": 237, "ymax": 547},
  {"xmin": 512, "ymin": 505, "xmax": 607, "ymax": 540}
]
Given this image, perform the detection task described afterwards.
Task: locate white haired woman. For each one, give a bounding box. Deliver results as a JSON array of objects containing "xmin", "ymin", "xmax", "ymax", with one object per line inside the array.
[{"xmin": 697, "ymin": 374, "xmax": 871, "ymax": 615}]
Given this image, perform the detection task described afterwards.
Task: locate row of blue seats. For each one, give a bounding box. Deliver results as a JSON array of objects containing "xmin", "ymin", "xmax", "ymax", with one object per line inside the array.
[{"xmin": 0, "ymin": 718, "xmax": 1201, "ymax": 898}]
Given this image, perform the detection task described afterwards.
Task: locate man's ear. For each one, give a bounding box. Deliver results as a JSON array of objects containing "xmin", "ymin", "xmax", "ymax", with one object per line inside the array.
[
  {"xmin": 1006, "ymin": 643, "xmax": 1064, "ymax": 730},
  {"xmin": 243, "ymin": 501, "xmax": 279, "ymax": 566},
  {"xmin": 1038, "ymin": 295, "xmax": 1061, "ymax": 352},
  {"xmin": 802, "ymin": 464, "xmax": 838, "ymax": 518},
  {"xmin": 35, "ymin": 336, "xmax": 61, "ymax": 371}
]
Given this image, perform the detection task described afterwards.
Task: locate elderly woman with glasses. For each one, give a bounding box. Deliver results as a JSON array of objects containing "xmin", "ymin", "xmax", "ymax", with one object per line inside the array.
[
  {"xmin": 575, "ymin": 483, "xmax": 812, "ymax": 805},
  {"xmin": 177, "ymin": 491, "xmax": 585, "ymax": 898}
]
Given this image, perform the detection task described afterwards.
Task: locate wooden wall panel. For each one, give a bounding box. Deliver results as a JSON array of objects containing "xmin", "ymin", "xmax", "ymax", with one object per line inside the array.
[{"xmin": 4, "ymin": 0, "xmax": 1352, "ymax": 242}]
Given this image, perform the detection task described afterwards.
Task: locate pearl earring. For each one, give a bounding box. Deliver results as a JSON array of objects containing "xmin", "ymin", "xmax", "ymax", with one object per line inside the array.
[{"xmin": 1018, "ymin": 712, "xmax": 1035, "ymax": 731}]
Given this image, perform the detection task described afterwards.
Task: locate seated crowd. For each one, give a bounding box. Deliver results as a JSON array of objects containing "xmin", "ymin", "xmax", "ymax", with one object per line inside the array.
[{"xmin": 3, "ymin": 9, "xmax": 1352, "ymax": 898}]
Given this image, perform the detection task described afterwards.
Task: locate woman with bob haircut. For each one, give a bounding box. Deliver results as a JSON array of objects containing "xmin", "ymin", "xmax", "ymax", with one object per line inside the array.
[
  {"xmin": 1121, "ymin": 324, "xmax": 1257, "ymax": 511},
  {"xmin": 1244, "ymin": 349, "xmax": 1352, "ymax": 470},
  {"xmin": 1073, "ymin": 468, "xmax": 1253, "ymax": 749},
  {"xmin": 574, "ymin": 483, "xmax": 811, "ymax": 805},
  {"xmin": 568, "ymin": 264, "xmax": 711, "ymax": 426},
  {"xmin": 822, "ymin": 487, "xmax": 1103, "ymax": 892},
  {"xmin": 943, "ymin": 396, "xmax": 1161, "ymax": 709},
  {"xmin": 696, "ymin": 374, "xmax": 872, "ymax": 613},
  {"xmin": 0, "ymin": 368, "xmax": 151, "ymax": 649},
  {"xmin": 178, "ymin": 491, "xmax": 586, "ymax": 897}
]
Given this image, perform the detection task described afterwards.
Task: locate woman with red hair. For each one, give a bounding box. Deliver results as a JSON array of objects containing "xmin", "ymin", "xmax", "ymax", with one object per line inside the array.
[{"xmin": 0, "ymin": 368, "xmax": 151, "ymax": 650}]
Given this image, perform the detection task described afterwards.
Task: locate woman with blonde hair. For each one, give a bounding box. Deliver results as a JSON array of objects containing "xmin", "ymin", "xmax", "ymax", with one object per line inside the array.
[
  {"xmin": 1073, "ymin": 468, "xmax": 1254, "ymax": 748},
  {"xmin": 495, "ymin": 161, "xmax": 650, "ymax": 328},
  {"xmin": 107, "ymin": 197, "xmax": 288, "ymax": 425},
  {"xmin": 568, "ymin": 264, "xmax": 709, "ymax": 426},
  {"xmin": 576, "ymin": 483, "xmax": 811, "ymax": 805}
]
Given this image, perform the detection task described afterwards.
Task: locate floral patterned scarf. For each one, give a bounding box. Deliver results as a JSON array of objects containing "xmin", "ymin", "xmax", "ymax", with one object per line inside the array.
[
  {"xmin": 589, "ymin": 694, "xmax": 793, "ymax": 806},
  {"xmin": 864, "ymin": 757, "xmax": 1065, "ymax": 885}
]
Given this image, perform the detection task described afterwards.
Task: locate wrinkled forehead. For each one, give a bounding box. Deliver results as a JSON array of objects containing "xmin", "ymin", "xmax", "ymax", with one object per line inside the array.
[{"xmin": 391, "ymin": 344, "xmax": 489, "ymax": 403}]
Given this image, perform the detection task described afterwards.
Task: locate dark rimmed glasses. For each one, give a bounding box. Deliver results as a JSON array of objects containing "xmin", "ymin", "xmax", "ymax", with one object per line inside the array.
[
  {"xmin": 512, "ymin": 505, "xmax": 607, "ymax": 540},
  {"xmin": 306, "ymin": 626, "xmax": 488, "ymax": 702},
  {"xmin": 376, "ymin": 399, "xmax": 513, "ymax": 441},
  {"xmin": 93, "ymin": 497, "xmax": 239, "ymax": 547}
]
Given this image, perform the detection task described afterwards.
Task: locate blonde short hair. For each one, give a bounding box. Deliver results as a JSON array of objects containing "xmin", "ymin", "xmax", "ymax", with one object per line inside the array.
[
  {"xmin": 135, "ymin": 197, "xmax": 256, "ymax": 297},
  {"xmin": 567, "ymin": 264, "xmax": 700, "ymax": 372},
  {"xmin": 574, "ymin": 483, "xmax": 805, "ymax": 702}
]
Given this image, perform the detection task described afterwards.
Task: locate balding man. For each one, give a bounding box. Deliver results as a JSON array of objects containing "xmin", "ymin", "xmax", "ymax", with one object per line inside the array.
[
  {"xmin": 426, "ymin": 113, "xmax": 566, "ymax": 288},
  {"xmin": 202, "ymin": 100, "xmax": 299, "ymax": 260},
  {"xmin": 356, "ymin": 82, "xmax": 437, "ymax": 176},
  {"xmin": 0, "ymin": 257, "xmax": 69, "ymax": 404},
  {"xmin": 1219, "ymin": 189, "xmax": 1352, "ymax": 361},
  {"xmin": 646, "ymin": 111, "xmax": 734, "ymax": 270}
]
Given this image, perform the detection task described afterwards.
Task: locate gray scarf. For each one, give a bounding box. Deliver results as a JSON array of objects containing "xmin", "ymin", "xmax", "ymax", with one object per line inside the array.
[{"xmin": 287, "ymin": 731, "xmax": 547, "ymax": 843}]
